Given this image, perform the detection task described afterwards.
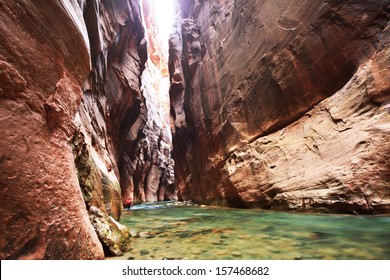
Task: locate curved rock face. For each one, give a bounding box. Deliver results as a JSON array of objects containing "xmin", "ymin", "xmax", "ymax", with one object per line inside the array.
[
  {"xmin": 0, "ymin": 0, "xmax": 104, "ymax": 259},
  {"xmin": 78, "ymin": 0, "xmax": 174, "ymax": 208},
  {"xmin": 121, "ymin": 0, "xmax": 176, "ymax": 204},
  {"xmin": 171, "ymin": 0, "xmax": 390, "ymax": 213},
  {"xmin": 0, "ymin": 0, "xmax": 175, "ymax": 259}
]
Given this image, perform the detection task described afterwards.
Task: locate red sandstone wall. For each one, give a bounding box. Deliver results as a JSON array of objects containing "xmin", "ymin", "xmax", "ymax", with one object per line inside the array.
[
  {"xmin": 0, "ymin": 0, "xmax": 176, "ymax": 259},
  {"xmin": 0, "ymin": 0, "xmax": 104, "ymax": 259},
  {"xmin": 171, "ymin": 0, "xmax": 390, "ymax": 213}
]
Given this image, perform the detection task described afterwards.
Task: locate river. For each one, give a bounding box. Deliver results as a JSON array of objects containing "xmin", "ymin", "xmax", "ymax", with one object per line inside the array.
[{"xmin": 111, "ymin": 202, "xmax": 390, "ymax": 260}]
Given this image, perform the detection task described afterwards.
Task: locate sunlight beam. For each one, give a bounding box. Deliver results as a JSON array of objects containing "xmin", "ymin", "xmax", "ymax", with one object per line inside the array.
[{"xmin": 148, "ymin": 0, "xmax": 176, "ymax": 42}]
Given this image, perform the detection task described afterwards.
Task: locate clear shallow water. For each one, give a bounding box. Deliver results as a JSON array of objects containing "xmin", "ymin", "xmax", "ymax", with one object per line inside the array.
[{"xmin": 112, "ymin": 202, "xmax": 390, "ymax": 260}]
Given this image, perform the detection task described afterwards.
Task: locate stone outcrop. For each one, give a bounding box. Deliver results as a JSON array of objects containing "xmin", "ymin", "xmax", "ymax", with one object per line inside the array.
[
  {"xmin": 171, "ymin": 0, "xmax": 390, "ymax": 213},
  {"xmin": 71, "ymin": 131, "xmax": 130, "ymax": 256}
]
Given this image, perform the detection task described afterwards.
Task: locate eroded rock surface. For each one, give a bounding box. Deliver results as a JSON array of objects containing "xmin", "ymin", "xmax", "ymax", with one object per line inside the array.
[
  {"xmin": 0, "ymin": 0, "xmax": 176, "ymax": 259},
  {"xmin": 0, "ymin": 0, "xmax": 104, "ymax": 259},
  {"xmin": 74, "ymin": 0, "xmax": 176, "ymax": 256},
  {"xmin": 78, "ymin": 0, "xmax": 175, "ymax": 208},
  {"xmin": 120, "ymin": 0, "xmax": 176, "ymax": 204},
  {"xmin": 171, "ymin": 0, "xmax": 390, "ymax": 213}
]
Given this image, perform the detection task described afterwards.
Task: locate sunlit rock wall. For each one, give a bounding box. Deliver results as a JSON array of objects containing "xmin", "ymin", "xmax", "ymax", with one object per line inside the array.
[
  {"xmin": 121, "ymin": 0, "xmax": 176, "ymax": 204},
  {"xmin": 171, "ymin": 0, "xmax": 390, "ymax": 213},
  {"xmin": 75, "ymin": 0, "xmax": 175, "ymax": 254}
]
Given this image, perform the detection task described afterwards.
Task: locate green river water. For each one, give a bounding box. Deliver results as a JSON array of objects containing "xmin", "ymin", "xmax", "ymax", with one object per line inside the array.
[{"xmin": 112, "ymin": 202, "xmax": 390, "ymax": 260}]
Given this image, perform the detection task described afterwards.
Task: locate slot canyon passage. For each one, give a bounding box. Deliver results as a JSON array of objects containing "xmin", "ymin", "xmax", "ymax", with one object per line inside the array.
[{"xmin": 0, "ymin": 0, "xmax": 389, "ymax": 260}]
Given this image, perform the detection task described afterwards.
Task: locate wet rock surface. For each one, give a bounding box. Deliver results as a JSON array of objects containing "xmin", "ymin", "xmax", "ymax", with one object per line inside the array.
[
  {"xmin": 72, "ymin": 132, "xmax": 129, "ymax": 256},
  {"xmin": 171, "ymin": 0, "xmax": 390, "ymax": 213}
]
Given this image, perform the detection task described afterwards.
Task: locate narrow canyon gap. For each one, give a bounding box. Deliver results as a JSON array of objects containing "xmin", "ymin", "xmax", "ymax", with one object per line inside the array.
[{"xmin": 0, "ymin": 0, "xmax": 389, "ymax": 260}]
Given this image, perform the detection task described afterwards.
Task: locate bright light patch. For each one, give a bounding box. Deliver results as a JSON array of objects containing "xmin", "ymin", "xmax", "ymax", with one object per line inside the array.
[{"xmin": 148, "ymin": 0, "xmax": 176, "ymax": 41}]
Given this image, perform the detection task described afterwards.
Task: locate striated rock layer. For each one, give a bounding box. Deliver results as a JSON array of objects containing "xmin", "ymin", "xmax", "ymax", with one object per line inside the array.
[
  {"xmin": 121, "ymin": 0, "xmax": 176, "ymax": 204},
  {"xmin": 0, "ymin": 0, "xmax": 175, "ymax": 259},
  {"xmin": 77, "ymin": 0, "xmax": 174, "ymax": 210},
  {"xmin": 170, "ymin": 0, "xmax": 390, "ymax": 213}
]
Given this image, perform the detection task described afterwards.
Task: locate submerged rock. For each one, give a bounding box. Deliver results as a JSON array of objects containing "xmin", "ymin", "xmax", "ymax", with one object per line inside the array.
[
  {"xmin": 231, "ymin": 251, "xmax": 242, "ymax": 257},
  {"xmin": 311, "ymin": 231, "xmax": 331, "ymax": 240},
  {"xmin": 162, "ymin": 257, "xmax": 183, "ymax": 260},
  {"xmin": 140, "ymin": 249, "xmax": 150, "ymax": 256},
  {"xmin": 137, "ymin": 232, "xmax": 153, "ymax": 238},
  {"xmin": 212, "ymin": 240, "xmax": 226, "ymax": 246}
]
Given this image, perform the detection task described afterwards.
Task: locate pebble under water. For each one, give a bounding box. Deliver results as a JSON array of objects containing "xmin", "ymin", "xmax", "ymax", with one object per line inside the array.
[{"xmin": 110, "ymin": 202, "xmax": 390, "ymax": 260}]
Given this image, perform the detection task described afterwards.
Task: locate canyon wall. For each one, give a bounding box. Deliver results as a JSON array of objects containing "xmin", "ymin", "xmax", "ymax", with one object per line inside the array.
[
  {"xmin": 171, "ymin": 0, "xmax": 390, "ymax": 213},
  {"xmin": 0, "ymin": 0, "xmax": 104, "ymax": 259},
  {"xmin": 76, "ymin": 0, "xmax": 174, "ymax": 257},
  {"xmin": 1, "ymin": 0, "xmax": 389, "ymax": 260},
  {"xmin": 0, "ymin": 0, "xmax": 174, "ymax": 259},
  {"xmin": 77, "ymin": 0, "xmax": 174, "ymax": 210}
]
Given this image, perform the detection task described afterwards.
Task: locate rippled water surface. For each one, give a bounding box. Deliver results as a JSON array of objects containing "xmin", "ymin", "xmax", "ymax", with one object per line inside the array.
[{"xmin": 112, "ymin": 202, "xmax": 390, "ymax": 260}]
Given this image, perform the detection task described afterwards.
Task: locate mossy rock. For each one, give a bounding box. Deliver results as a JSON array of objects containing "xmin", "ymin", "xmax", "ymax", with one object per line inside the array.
[
  {"xmin": 72, "ymin": 131, "xmax": 129, "ymax": 257},
  {"xmin": 89, "ymin": 206, "xmax": 131, "ymax": 256}
]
